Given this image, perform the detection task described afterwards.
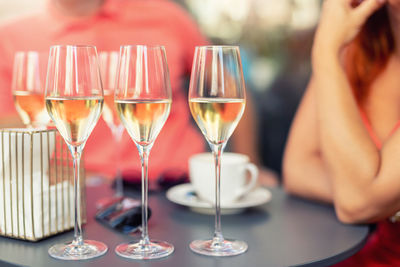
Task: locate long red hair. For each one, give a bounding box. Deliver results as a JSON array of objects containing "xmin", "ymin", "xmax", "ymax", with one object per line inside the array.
[{"xmin": 345, "ymin": 6, "xmax": 394, "ymax": 103}]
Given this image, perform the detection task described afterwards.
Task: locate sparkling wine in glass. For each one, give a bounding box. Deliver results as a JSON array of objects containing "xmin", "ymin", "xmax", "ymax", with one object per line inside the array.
[
  {"xmin": 188, "ymin": 46, "xmax": 247, "ymax": 256},
  {"xmin": 12, "ymin": 51, "xmax": 51, "ymax": 128},
  {"xmin": 96, "ymin": 51, "xmax": 125, "ymax": 206},
  {"xmin": 45, "ymin": 45, "xmax": 107, "ymax": 260},
  {"xmin": 114, "ymin": 45, "xmax": 173, "ymax": 260}
]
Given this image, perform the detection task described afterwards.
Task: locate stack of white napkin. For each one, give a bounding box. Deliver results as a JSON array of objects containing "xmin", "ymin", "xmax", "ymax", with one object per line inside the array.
[{"xmin": 0, "ymin": 129, "xmax": 76, "ymax": 240}]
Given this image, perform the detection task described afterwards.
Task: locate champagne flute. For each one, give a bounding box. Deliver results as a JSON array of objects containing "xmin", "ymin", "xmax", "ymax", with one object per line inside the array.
[
  {"xmin": 114, "ymin": 45, "xmax": 173, "ymax": 260},
  {"xmin": 12, "ymin": 51, "xmax": 51, "ymax": 128},
  {"xmin": 96, "ymin": 51, "xmax": 125, "ymax": 207},
  {"xmin": 188, "ymin": 46, "xmax": 247, "ymax": 256},
  {"xmin": 45, "ymin": 45, "xmax": 107, "ymax": 260}
]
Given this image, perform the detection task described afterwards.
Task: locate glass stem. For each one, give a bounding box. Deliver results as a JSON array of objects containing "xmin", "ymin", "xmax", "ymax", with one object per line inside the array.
[
  {"xmin": 113, "ymin": 127, "xmax": 124, "ymax": 197},
  {"xmin": 115, "ymin": 169, "xmax": 123, "ymax": 198},
  {"xmin": 211, "ymin": 143, "xmax": 225, "ymax": 246},
  {"xmin": 69, "ymin": 145, "xmax": 83, "ymax": 247},
  {"xmin": 138, "ymin": 145, "xmax": 151, "ymax": 247}
]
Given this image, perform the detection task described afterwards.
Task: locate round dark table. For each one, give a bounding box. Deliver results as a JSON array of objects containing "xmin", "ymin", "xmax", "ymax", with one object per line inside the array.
[{"xmin": 0, "ymin": 183, "xmax": 369, "ymax": 267}]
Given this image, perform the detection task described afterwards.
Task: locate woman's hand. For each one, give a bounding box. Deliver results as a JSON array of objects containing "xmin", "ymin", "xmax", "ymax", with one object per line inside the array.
[{"xmin": 313, "ymin": 0, "xmax": 386, "ymax": 57}]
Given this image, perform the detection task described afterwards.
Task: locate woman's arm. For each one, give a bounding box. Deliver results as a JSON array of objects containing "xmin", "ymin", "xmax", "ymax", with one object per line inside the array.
[
  {"xmin": 283, "ymin": 78, "xmax": 333, "ymax": 203},
  {"xmin": 311, "ymin": 0, "xmax": 400, "ymax": 223}
]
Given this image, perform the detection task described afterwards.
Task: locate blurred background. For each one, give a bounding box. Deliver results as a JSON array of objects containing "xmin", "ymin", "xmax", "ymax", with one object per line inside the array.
[{"xmin": 0, "ymin": 0, "xmax": 321, "ymax": 177}]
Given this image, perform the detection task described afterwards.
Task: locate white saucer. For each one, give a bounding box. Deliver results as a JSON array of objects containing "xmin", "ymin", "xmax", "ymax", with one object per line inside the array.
[{"xmin": 166, "ymin": 183, "xmax": 272, "ymax": 215}]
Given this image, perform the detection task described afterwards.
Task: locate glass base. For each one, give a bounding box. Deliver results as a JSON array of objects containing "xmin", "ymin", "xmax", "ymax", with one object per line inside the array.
[
  {"xmin": 115, "ymin": 240, "xmax": 174, "ymax": 260},
  {"xmin": 190, "ymin": 239, "xmax": 248, "ymax": 256},
  {"xmin": 48, "ymin": 240, "xmax": 108, "ymax": 260}
]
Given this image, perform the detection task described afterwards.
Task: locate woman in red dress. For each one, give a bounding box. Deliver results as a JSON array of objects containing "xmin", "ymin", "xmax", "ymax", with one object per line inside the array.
[{"xmin": 283, "ymin": 0, "xmax": 400, "ymax": 265}]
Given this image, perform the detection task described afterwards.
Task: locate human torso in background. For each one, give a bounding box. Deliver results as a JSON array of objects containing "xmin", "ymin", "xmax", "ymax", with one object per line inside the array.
[{"xmin": 0, "ymin": 0, "xmax": 207, "ymax": 180}]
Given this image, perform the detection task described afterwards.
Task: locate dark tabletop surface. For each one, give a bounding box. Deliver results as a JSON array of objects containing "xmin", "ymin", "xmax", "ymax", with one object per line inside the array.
[{"xmin": 0, "ymin": 182, "xmax": 370, "ymax": 267}]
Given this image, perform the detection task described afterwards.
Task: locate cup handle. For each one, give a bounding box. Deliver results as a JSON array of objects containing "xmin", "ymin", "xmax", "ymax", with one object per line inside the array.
[{"xmin": 235, "ymin": 163, "xmax": 259, "ymax": 199}]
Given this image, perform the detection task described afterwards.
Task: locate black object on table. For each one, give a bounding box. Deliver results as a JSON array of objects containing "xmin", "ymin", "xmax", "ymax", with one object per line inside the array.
[{"xmin": 0, "ymin": 183, "xmax": 369, "ymax": 267}]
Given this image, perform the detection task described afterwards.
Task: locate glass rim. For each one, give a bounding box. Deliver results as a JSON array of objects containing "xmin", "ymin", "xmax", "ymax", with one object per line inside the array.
[
  {"xmin": 15, "ymin": 50, "xmax": 40, "ymax": 55},
  {"xmin": 98, "ymin": 50, "xmax": 119, "ymax": 54},
  {"xmin": 49, "ymin": 44, "xmax": 97, "ymax": 49},
  {"xmin": 14, "ymin": 50, "xmax": 51, "ymax": 60},
  {"xmin": 119, "ymin": 44, "xmax": 166, "ymax": 50},
  {"xmin": 195, "ymin": 45, "xmax": 240, "ymax": 50}
]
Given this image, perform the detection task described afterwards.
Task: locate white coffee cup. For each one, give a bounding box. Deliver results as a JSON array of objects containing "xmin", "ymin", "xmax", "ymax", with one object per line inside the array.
[{"xmin": 189, "ymin": 152, "xmax": 259, "ymax": 205}]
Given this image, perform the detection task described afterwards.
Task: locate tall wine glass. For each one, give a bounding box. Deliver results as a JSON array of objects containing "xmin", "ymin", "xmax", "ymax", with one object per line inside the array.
[
  {"xmin": 114, "ymin": 45, "xmax": 173, "ymax": 260},
  {"xmin": 97, "ymin": 51, "xmax": 125, "ymax": 206},
  {"xmin": 45, "ymin": 45, "xmax": 107, "ymax": 260},
  {"xmin": 12, "ymin": 51, "xmax": 51, "ymax": 128},
  {"xmin": 188, "ymin": 46, "xmax": 247, "ymax": 256}
]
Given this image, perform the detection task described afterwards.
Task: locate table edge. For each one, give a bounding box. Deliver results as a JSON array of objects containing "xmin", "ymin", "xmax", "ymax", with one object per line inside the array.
[{"xmin": 294, "ymin": 225, "xmax": 371, "ymax": 267}]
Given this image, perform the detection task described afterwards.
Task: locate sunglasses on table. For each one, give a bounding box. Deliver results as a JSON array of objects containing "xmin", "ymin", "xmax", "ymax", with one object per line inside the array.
[{"xmin": 96, "ymin": 170, "xmax": 188, "ymax": 234}]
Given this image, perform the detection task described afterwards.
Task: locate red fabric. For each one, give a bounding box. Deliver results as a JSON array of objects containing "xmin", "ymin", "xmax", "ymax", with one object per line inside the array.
[
  {"xmin": 336, "ymin": 221, "xmax": 400, "ymax": 266},
  {"xmin": 359, "ymin": 109, "xmax": 382, "ymax": 149},
  {"xmin": 0, "ymin": 0, "xmax": 208, "ymax": 179},
  {"xmin": 336, "ymin": 111, "xmax": 400, "ymax": 266}
]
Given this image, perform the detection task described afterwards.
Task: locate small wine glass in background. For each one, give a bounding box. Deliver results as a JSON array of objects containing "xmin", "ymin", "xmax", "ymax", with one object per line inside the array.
[
  {"xmin": 188, "ymin": 45, "xmax": 247, "ymax": 256},
  {"xmin": 114, "ymin": 45, "xmax": 173, "ymax": 260},
  {"xmin": 96, "ymin": 51, "xmax": 125, "ymax": 208},
  {"xmin": 12, "ymin": 51, "xmax": 51, "ymax": 128},
  {"xmin": 45, "ymin": 45, "xmax": 107, "ymax": 260}
]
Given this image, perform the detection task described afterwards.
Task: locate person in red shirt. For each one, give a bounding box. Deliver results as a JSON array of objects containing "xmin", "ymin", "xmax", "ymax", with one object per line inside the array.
[
  {"xmin": 0, "ymin": 0, "xmax": 276, "ymax": 185},
  {"xmin": 284, "ymin": 0, "xmax": 400, "ymax": 265}
]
